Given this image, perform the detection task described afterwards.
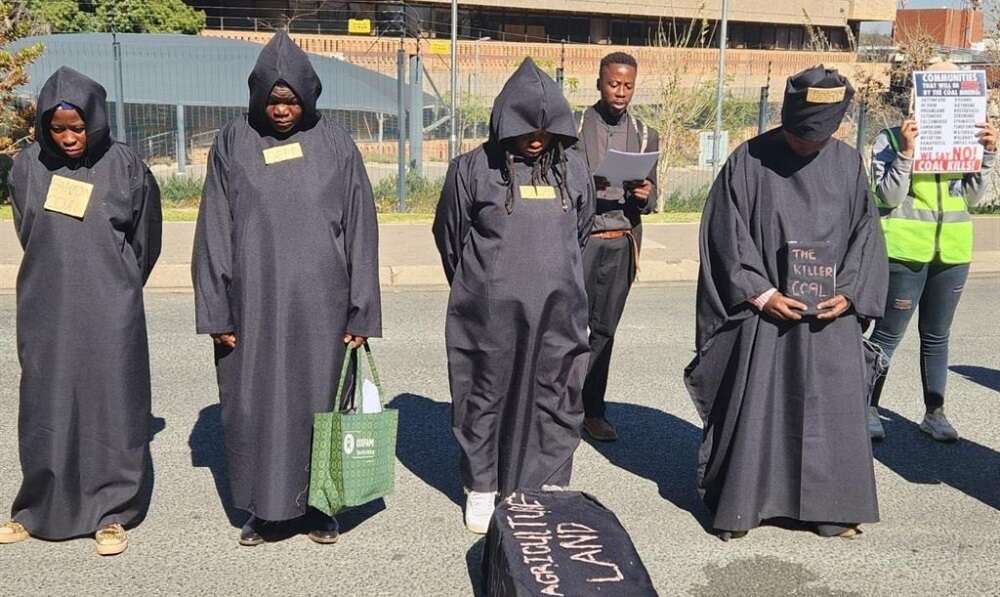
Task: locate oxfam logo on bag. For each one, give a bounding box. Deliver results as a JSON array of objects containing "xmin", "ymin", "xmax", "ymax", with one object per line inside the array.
[{"xmin": 343, "ymin": 433, "xmax": 378, "ymax": 460}]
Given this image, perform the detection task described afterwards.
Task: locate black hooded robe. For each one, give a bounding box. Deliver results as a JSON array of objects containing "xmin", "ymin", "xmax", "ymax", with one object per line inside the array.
[
  {"xmin": 7, "ymin": 67, "xmax": 162, "ymax": 539},
  {"xmin": 684, "ymin": 129, "xmax": 888, "ymax": 533},
  {"xmin": 192, "ymin": 32, "xmax": 381, "ymax": 522},
  {"xmin": 433, "ymin": 59, "xmax": 595, "ymax": 496}
]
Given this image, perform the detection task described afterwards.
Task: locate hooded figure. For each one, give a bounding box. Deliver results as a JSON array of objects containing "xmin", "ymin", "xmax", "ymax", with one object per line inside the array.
[
  {"xmin": 192, "ymin": 32, "xmax": 381, "ymax": 542},
  {"xmin": 3, "ymin": 67, "xmax": 161, "ymax": 552},
  {"xmin": 684, "ymin": 66, "xmax": 888, "ymax": 539},
  {"xmin": 433, "ymin": 58, "xmax": 595, "ymax": 533}
]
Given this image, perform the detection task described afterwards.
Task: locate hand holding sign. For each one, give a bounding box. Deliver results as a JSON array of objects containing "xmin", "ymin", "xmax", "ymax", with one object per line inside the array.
[
  {"xmin": 899, "ymin": 118, "xmax": 918, "ymax": 158},
  {"xmin": 762, "ymin": 292, "xmax": 807, "ymax": 322},
  {"xmin": 816, "ymin": 294, "xmax": 851, "ymax": 320},
  {"xmin": 976, "ymin": 121, "xmax": 997, "ymax": 152}
]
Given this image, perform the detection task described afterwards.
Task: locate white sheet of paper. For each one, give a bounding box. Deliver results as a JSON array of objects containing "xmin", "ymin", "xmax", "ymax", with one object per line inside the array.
[
  {"xmin": 592, "ymin": 149, "xmax": 660, "ymax": 185},
  {"xmin": 361, "ymin": 379, "xmax": 382, "ymax": 414}
]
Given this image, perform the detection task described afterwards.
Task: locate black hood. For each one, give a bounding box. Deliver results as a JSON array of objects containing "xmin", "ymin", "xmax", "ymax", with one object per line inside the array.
[
  {"xmin": 248, "ymin": 31, "xmax": 322, "ymax": 133},
  {"xmin": 781, "ymin": 65, "xmax": 855, "ymax": 143},
  {"xmin": 35, "ymin": 66, "xmax": 111, "ymax": 161},
  {"xmin": 488, "ymin": 58, "xmax": 577, "ymax": 147}
]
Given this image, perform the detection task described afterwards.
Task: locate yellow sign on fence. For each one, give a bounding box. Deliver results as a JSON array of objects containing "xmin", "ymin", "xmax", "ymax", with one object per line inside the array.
[
  {"xmin": 428, "ymin": 40, "xmax": 450, "ymax": 55},
  {"xmin": 348, "ymin": 19, "xmax": 372, "ymax": 35}
]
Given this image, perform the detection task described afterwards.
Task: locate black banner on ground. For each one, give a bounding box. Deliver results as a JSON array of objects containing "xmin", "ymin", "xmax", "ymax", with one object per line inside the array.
[{"xmin": 483, "ymin": 490, "xmax": 658, "ymax": 596}]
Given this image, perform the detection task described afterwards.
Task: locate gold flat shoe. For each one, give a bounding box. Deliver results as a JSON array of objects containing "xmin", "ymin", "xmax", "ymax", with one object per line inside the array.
[
  {"xmin": 95, "ymin": 523, "xmax": 129, "ymax": 556},
  {"xmin": 0, "ymin": 521, "xmax": 29, "ymax": 545}
]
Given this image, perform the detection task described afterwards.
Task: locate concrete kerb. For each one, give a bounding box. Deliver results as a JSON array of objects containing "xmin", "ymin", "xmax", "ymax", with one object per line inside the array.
[{"xmin": 1, "ymin": 221, "xmax": 999, "ymax": 290}]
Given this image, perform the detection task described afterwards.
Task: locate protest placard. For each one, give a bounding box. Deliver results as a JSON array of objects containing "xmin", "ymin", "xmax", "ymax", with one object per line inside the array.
[
  {"xmin": 784, "ymin": 241, "xmax": 836, "ymax": 315},
  {"xmin": 912, "ymin": 70, "xmax": 988, "ymax": 174}
]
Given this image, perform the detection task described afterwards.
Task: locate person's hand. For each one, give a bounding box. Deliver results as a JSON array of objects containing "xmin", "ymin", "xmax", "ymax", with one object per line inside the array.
[
  {"xmin": 761, "ymin": 292, "xmax": 807, "ymax": 321},
  {"xmin": 817, "ymin": 295, "xmax": 851, "ymax": 320},
  {"xmin": 899, "ymin": 118, "xmax": 918, "ymax": 157},
  {"xmin": 212, "ymin": 332, "xmax": 237, "ymax": 349},
  {"xmin": 344, "ymin": 334, "xmax": 367, "ymax": 350},
  {"xmin": 593, "ymin": 176, "xmax": 610, "ymax": 191},
  {"xmin": 626, "ymin": 179, "xmax": 653, "ymax": 202},
  {"xmin": 976, "ymin": 121, "xmax": 997, "ymax": 152}
]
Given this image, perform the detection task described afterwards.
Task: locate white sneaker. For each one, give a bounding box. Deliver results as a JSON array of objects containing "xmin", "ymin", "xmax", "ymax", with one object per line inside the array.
[
  {"xmin": 920, "ymin": 408, "xmax": 959, "ymax": 442},
  {"xmin": 464, "ymin": 491, "xmax": 497, "ymax": 535},
  {"xmin": 867, "ymin": 406, "xmax": 885, "ymax": 441}
]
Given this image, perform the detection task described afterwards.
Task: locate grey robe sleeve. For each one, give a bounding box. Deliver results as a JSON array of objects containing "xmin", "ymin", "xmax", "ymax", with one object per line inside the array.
[
  {"xmin": 870, "ymin": 129, "xmax": 912, "ymax": 209},
  {"xmin": 343, "ymin": 144, "xmax": 382, "ymax": 338},
  {"xmin": 578, "ymin": 169, "xmax": 596, "ymax": 249},
  {"xmin": 129, "ymin": 165, "xmax": 162, "ymax": 283},
  {"xmin": 7, "ymin": 156, "xmax": 25, "ymax": 242},
  {"xmin": 961, "ymin": 150, "xmax": 996, "ymax": 207},
  {"xmin": 693, "ymin": 150, "xmax": 774, "ymax": 349},
  {"xmin": 432, "ymin": 159, "xmax": 471, "ymax": 285},
  {"xmin": 702, "ymin": 154, "xmax": 773, "ymax": 309},
  {"xmin": 836, "ymin": 159, "xmax": 888, "ymax": 320},
  {"xmin": 192, "ymin": 141, "xmax": 235, "ymax": 335}
]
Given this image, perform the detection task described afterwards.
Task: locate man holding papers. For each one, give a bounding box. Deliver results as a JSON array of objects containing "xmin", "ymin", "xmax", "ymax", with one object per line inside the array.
[{"xmin": 576, "ymin": 52, "xmax": 660, "ymax": 441}]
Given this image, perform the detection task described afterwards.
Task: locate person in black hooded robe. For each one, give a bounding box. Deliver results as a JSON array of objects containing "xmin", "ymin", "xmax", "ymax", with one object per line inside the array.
[
  {"xmin": 2, "ymin": 67, "xmax": 161, "ymax": 556},
  {"xmin": 192, "ymin": 32, "xmax": 381, "ymax": 546},
  {"xmin": 433, "ymin": 58, "xmax": 595, "ymax": 535},
  {"xmin": 684, "ymin": 66, "xmax": 888, "ymax": 540}
]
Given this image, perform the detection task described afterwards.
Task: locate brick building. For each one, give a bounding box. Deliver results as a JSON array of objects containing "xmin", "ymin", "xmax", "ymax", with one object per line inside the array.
[
  {"xmin": 894, "ymin": 8, "xmax": 984, "ymax": 50},
  {"xmin": 187, "ymin": 1, "xmax": 895, "ymax": 50}
]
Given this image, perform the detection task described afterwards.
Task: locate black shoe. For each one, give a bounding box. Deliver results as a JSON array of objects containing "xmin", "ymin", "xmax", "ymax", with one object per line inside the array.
[
  {"xmin": 583, "ymin": 417, "xmax": 618, "ymax": 442},
  {"xmin": 306, "ymin": 509, "xmax": 340, "ymax": 545},
  {"xmin": 239, "ymin": 516, "xmax": 265, "ymax": 547}
]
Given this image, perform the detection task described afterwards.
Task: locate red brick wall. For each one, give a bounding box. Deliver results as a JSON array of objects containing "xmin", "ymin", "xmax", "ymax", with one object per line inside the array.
[{"xmin": 895, "ymin": 9, "xmax": 984, "ymax": 49}]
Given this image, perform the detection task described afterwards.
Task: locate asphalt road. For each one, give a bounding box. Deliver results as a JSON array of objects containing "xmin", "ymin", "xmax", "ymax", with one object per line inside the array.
[{"xmin": 1, "ymin": 281, "xmax": 998, "ymax": 596}]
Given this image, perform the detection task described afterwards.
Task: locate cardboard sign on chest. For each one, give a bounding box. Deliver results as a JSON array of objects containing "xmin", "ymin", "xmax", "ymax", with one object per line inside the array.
[
  {"xmin": 263, "ymin": 142, "xmax": 304, "ymax": 165},
  {"xmin": 44, "ymin": 175, "xmax": 94, "ymax": 219},
  {"xmin": 519, "ymin": 185, "xmax": 557, "ymax": 201}
]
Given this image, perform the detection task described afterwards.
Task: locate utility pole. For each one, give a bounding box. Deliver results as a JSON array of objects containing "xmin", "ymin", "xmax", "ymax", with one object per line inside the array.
[
  {"xmin": 449, "ymin": 0, "xmax": 458, "ymax": 160},
  {"xmin": 556, "ymin": 39, "xmax": 566, "ymax": 91},
  {"xmin": 711, "ymin": 0, "xmax": 729, "ymax": 178},
  {"xmin": 112, "ymin": 30, "xmax": 126, "ymax": 142},
  {"xmin": 395, "ymin": 2, "xmax": 407, "ymax": 211}
]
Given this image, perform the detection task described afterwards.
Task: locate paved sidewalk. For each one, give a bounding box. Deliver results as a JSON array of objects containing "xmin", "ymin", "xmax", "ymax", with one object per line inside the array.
[{"xmin": 1, "ymin": 218, "xmax": 999, "ymax": 290}]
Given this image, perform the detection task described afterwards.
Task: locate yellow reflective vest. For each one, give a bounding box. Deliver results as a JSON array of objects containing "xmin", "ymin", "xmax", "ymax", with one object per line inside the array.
[{"xmin": 877, "ymin": 129, "xmax": 973, "ymax": 264}]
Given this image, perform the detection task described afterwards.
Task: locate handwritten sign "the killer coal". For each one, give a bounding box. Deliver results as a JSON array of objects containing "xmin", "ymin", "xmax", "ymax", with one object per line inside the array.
[
  {"xmin": 913, "ymin": 70, "xmax": 988, "ymax": 174},
  {"xmin": 785, "ymin": 241, "xmax": 836, "ymax": 315}
]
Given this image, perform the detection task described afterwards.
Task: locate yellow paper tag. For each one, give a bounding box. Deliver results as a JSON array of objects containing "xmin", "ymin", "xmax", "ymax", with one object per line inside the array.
[
  {"xmin": 519, "ymin": 185, "xmax": 556, "ymax": 200},
  {"xmin": 263, "ymin": 142, "xmax": 304, "ymax": 165},
  {"xmin": 44, "ymin": 175, "xmax": 94, "ymax": 219},
  {"xmin": 806, "ymin": 86, "xmax": 846, "ymax": 104},
  {"xmin": 429, "ymin": 40, "xmax": 451, "ymax": 55},
  {"xmin": 348, "ymin": 18, "xmax": 371, "ymax": 34}
]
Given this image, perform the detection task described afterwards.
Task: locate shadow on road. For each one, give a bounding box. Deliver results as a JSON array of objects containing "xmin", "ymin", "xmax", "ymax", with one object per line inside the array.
[
  {"xmin": 585, "ymin": 402, "xmax": 712, "ymax": 530},
  {"xmin": 949, "ymin": 365, "xmax": 1000, "ymax": 393},
  {"xmin": 188, "ymin": 404, "xmax": 389, "ymax": 534},
  {"xmin": 189, "ymin": 404, "xmax": 246, "ymax": 528},
  {"xmin": 466, "ymin": 538, "xmax": 486, "ymax": 597},
  {"xmin": 131, "ymin": 415, "xmax": 167, "ymax": 531},
  {"xmin": 387, "ymin": 393, "xmax": 464, "ymax": 506},
  {"xmin": 873, "ymin": 408, "xmax": 999, "ymax": 510}
]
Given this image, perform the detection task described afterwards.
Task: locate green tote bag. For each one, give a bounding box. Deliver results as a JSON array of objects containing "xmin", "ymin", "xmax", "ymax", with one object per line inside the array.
[{"xmin": 308, "ymin": 342, "xmax": 398, "ymax": 517}]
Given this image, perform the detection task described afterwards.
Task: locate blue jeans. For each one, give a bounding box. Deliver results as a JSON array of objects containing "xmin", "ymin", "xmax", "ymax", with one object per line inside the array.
[{"xmin": 869, "ymin": 260, "xmax": 969, "ymax": 411}]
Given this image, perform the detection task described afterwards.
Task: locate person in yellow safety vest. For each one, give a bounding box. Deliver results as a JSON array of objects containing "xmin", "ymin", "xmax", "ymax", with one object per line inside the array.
[{"xmin": 867, "ymin": 64, "xmax": 997, "ymax": 443}]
